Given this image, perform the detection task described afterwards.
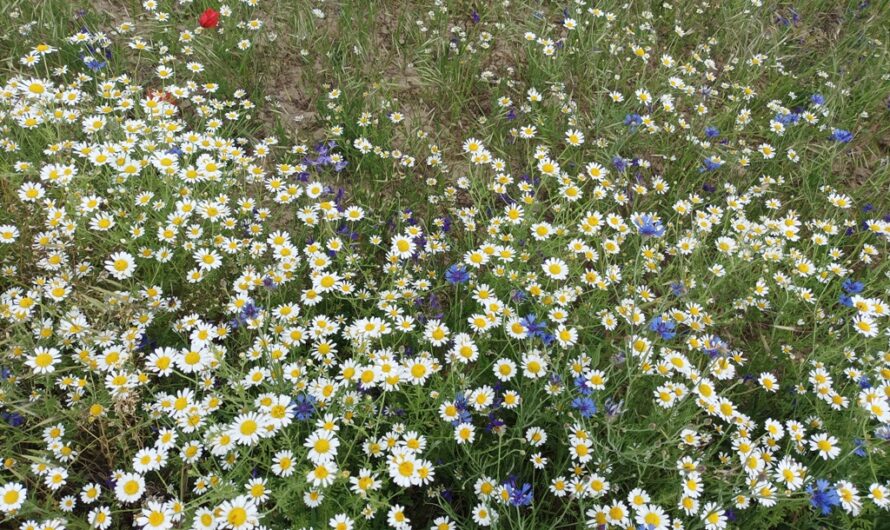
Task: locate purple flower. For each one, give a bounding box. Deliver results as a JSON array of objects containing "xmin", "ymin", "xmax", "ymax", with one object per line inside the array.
[
  {"xmin": 704, "ymin": 336, "xmax": 728, "ymax": 359},
  {"xmin": 242, "ymin": 303, "xmax": 260, "ymax": 319},
  {"xmin": 571, "ymin": 397, "xmax": 597, "ymax": 418},
  {"xmin": 775, "ymin": 112, "xmax": 799, "ymax": 125},
  {"xmin": 842, "ymin": 279, "xmax": 864, "ymax": 294},
  {"xmin": 830, "ymin": 128, "xmax": 853, "ymax": 143},
  {"xmin": 649, "ymin": 316, "xmax": 676, "ymax": 340},
  {"xmin": 701, "ymin": 156, "xmax": 723, "ymax": 171},
  {"xmin": 450, "ymin": 394, "xmax": 473, "ymax": 426},
  {"xmin": 808, "ymin": 479, "xmax": 840, "ymax": 515},
  {"xmin": 445, "ymin": 264, "xmax": 470, "ymax": 285},
  {"xmin": 670, "ymin": 282, "xmax": 687, "ymax": 297},
  {"xmin": 83, "ymin": 57, "xmax": 107, "ymax": 71},
  {"xmin": 573, "ymin": 376, "xmax": 593, "ymax": 396},
  {"xmin": 539, "ymin": 332, "xmax": 555, "ymax": 346},
  {"xmin": 504, "ymin": 479, "xmax": 533, "ymax": 507},
  {"xmin": 519, "ymin": 314, "xmax": 546, "ymax": 336},
  {"xmin": 485, "ymin": 413, "xmax": 505, "ymax": 433},
  {"xmin": 292, "ymin": 394, "xmax": 316, "ymax": 421},
  {"xmin": 635, "ymin": 215, "xmax": 665, "ymax": 237},
  {"xmin": 2, "ymin": 411, "xmax": 24, "ymax": 427},
  {"xmin": 604, "ymin": 397, "xmax": 623, "ymax": 418},
  {"xmin": 853, "ymin": 438, "xmax": 867, "ymax": 456}
]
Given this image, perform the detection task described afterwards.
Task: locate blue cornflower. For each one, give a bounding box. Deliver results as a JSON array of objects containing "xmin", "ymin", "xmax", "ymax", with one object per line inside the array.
[
  {"xmin": 853, "ymin": 438, "xmax": 867, "ymax": 457},
  {"xmin": 842, "ymin": 279, "xmax": 864, "ymax": 294},
  {"xmin": 449, "ymin": 394, "xmax": 474, "ymax": 426},
  {"xmin": 574, "ymin": 376, "xmax": 593, "ymax": 396},
  {"xmin": 811, "ymin": 93, "xmax": 825, "ymax": 106},
  {"xmin": 649, "ymin": 316, "xmax": 676, "ymax": 340},
  {"xmin": 231, "ymin": 302, "xmax": 262, "ymax": 329},
  {"xmin": 830, "ymin": 128, "xmax": 853, "ymax": 143},
  {"xmin": 83, "ymin": 55, "xmax": 107, "ymax": 71},
  {"xmin": 704, "ymin": 336, "xmax": 727, "ymax": 359},
  {"xmin": 314, "ymin": 141, "xmax": 331, "ymax": 156},
  {"xmin": 636, "ymin": 215, "xmax": 665, "ymax": 237},
  {"xmin": 505, "ymin": 480, "xmax": 533, "ymax": 507},
  {"xmin": 445, "ymin": 264, "xmax": 470, "ymax": 285},
  {"xmin": 808, "ymin": 479, "xmax": 841, "ymax": 515},
  {"xmin": 701, "ymin": 156, "xmax": 723, "ymax": 171},
  {"xmin": 775, "ymin": 112, "xmax": 799, "ymax": 125},
  {"xmin": 571, "ymin": 397, "xmax": 597, "ymax": 418},
  {"xmin": 242, "ymin": 303, "xmax": 260, "ymax": 319},
  {"xmin": 1, "ymin": 412, "xmax": 24, "ymax": 427},
  {"xmin": 485, "ymin": 413, "xmax": 505, "ymax": 433},
  {"xmin": 612, "ymin": 156, "xmax": 627, "ymax": 172},
  {"xmin": 519, "ymin": 314, "xmax": 546, "ymax": 337},
  {"xmin": 136, "ymin": 334, "xmax": 150, "ymax": 351},
  {"xmin": 624, "ymin": 113, "xmax": 643, "ymax": 128},
  {"xmin": 670, "ymin": 282, "xmax": 687, "ymax": 297},
  {"xmin": 604, "ymin": 397, "xmax": 623, "ymax": 418},
  {"xmin": 704, "ymin": 126, "xmax": 720, "ymax": 138},
  {"xmin": 292, "ymin": 394, "xmax": 316, "ymax": 421}
]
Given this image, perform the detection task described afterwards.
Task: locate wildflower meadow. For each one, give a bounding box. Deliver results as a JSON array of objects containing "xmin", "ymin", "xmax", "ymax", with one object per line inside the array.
[{"xmin": 1, "ymin": 1, "xmax": 889, "ymax": 529}]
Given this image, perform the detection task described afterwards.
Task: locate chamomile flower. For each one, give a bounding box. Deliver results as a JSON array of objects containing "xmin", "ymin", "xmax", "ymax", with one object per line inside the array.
[
  {"xmin": 0, "ymin": 483, "xmax": 26, "ymax": 513},
  {"xmin": 105, "ymin": 251, "xmax": 136, "ymax": 280}
]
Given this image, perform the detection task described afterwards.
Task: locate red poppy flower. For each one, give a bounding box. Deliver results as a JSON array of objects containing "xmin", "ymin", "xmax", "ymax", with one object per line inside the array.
[{"xmin": 198, "ymin": 8, "xmax": 220, "ymax": 29}]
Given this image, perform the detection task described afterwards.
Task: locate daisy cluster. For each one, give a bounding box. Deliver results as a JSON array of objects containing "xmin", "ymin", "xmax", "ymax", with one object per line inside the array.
[{"xmin": 1, "ymin": 1, "xmax": 889, "ymax": 530}]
